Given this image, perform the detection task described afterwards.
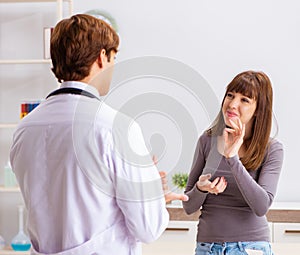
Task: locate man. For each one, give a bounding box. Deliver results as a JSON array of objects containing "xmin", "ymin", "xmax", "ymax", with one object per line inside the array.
[{"xmin": 10, "ymin": 14, "xmax": 187, "ymax": 255}]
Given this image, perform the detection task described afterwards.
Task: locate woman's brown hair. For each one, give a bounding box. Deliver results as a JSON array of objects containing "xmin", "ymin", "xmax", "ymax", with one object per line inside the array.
[
  {"xmin": 208, "ymin": 71, "xmax": 273, "ymax": 170},
  {"xmin": 50, "ymin": 14, "xmax": 119, "ymax": 83}
]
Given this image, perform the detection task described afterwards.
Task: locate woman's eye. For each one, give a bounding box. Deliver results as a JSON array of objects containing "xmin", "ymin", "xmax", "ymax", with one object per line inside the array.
[
  {"xmin": 226, "ymin": 93, "xmax": 233, "ymax": 98},
  {"xmin": 242, "ymin": 98, "xmax": 250, "ymax": 103}
]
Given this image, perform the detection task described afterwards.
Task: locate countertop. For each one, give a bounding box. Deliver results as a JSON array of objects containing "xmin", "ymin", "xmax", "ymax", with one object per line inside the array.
[{"xmin": 167, "ymin": 202, "xmax": 300, "ymax": 222}]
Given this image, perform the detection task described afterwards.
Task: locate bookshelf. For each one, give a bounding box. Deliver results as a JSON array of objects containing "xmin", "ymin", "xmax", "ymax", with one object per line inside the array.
[
  {"xmin": 0, "ymin": 0, "xmax": 73, "ymax": 246},
  {"xmin": 0, "ymin": 0, "xmax": 73, "ymax": 63}
]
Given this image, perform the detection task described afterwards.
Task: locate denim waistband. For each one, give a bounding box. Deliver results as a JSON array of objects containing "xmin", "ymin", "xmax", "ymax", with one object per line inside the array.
[
  {"xmin": 196, "ymin": 241, "xmax": 272, "ymax": 255},
  {"xmin": 210, "ymin": 242, "xmax": 244, "ymax": 250}
]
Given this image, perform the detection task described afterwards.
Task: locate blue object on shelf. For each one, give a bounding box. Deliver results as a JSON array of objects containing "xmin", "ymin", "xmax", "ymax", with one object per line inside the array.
[{"xmin": 11, "ymin": 205, "xmax": 31, "ymax": 251}]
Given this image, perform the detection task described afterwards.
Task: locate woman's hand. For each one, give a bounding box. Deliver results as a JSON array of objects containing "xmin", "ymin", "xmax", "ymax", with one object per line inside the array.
[
  {"xmin": 196, "ymin": 173, "xmax": 227, "ymax": 195},
  {"xmin": 222, "ymin": 118, "xmax": 245, "ymax": 158}
]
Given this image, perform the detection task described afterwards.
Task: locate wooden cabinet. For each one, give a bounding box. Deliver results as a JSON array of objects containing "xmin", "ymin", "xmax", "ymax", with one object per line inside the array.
[
  {"xmin": 273, "ymin": 223, "xmax": 300, "ymax": 243},
  {"xmin": 142, "ymin": 221, "xmax": 197, "ymax": 255},
  {"xmin": 161, "ymin": 205, "xmax": 300, "ymax": 255},
  {"xmin": 143, "ymin": 221, "xmax": 274, "ymax": 255}
]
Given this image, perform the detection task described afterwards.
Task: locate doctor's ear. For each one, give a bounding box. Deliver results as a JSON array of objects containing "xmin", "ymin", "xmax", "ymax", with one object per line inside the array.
[{"xmin": 97, "ymin": 49, "xmax": 107, "ymax": 68}]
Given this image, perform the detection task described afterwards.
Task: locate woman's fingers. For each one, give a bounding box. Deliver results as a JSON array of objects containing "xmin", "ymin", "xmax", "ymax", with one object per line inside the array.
[
  {"xmin": 228, "ymin": 118, "xmax": 243, "ymax": 135},
  {"xmin": 209, "ymin": 176, "xmax": 227, "ymax": 195},
  {"xmin": 215, "ymin": 176, "xmax": 227, "ymax": 192},
  {"xmin": 199, "ymin": 173, "xmax": 211, "ymax": 182},
  {"xmin": 241, "ymin": 123, "xmax": 246, "ymax": 137},
  {"xmin": 197, "ymin": 174, "xmax": 227, "ymax": 195},
  {"xmin": 223, "ymin": 117, "xmax": 246, "ymax": 158},
  {"xmin": 196, "ymin": 174, "xmax": 212, "ymax": 191},
  {"xmin": 210, "ymin": 177, "xmax": 220, "ymax": 188}
]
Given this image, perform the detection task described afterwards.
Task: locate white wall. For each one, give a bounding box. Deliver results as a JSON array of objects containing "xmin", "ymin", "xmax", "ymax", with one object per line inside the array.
[
  {"xmin": 73, "ymin": 0, "xmax": 300, "ymax": 202},
  {"xmin": 0, "ymin": 0, "xmax": 299, "ymax": 243}
]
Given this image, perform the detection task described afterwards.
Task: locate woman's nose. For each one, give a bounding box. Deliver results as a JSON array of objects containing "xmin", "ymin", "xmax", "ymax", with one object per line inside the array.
[{"xmin": 228, "ymin": 98, "xmax": 239, "ymax": 109}]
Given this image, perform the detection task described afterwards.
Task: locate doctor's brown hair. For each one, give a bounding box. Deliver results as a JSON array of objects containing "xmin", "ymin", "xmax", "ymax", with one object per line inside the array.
[
  {"xmin": 208, "ymin": 71, "xmax": 273, "ymax": 170},
  {"xmin": 50, "ymin": 14, "xmax": 119, "ymax": 83}
]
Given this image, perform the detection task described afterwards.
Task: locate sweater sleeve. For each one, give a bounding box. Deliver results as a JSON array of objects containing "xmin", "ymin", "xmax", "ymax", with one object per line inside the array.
[
  {"xmin": 182, "ymin": 135, "xmax": 209, "ymax": 215},
  {"xmin": 225, "ymin": 140, "xmax": 284, "ymax": 216}
]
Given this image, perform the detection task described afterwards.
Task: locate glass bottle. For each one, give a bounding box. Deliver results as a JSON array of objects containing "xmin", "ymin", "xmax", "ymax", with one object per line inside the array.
[
  {"xmin": 11, "ymin": 205, "xmax": 31, "ymax": 251},
  {"xmin": 0, "ymin": 234, "xmax": 5, "ymax": 249},
  {"xmin": 4, "ymin": 161, "xmax": 17, "ymax": 187}
]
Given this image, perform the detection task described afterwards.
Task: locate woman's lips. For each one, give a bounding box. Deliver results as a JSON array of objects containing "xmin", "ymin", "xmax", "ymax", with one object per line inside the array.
[{"xmin": 226, "ymin": 111, "xmax": 238, "ymax": 118}]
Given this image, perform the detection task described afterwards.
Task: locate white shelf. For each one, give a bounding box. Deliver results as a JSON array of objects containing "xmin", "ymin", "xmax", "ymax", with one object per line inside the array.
[
  {"xmin": 0, "ymin": 59, "xmax": 51, "ymax": 65},
  {"xmin": 271, "ymin": 202, "xmax": 300, "ymax": 210},
  {"xmin": 0, "ymin": 249, "xmax": 29, "ymax": 255},
  {"xmin": 0, "ymin": 0, "xmax": 71, "ymax": 3},
  {"xmin": 0, "ymin": 0, "xmax": 73, "ymax": 29},
  {"xmin": 0, "ymin": 123, "xmax": 18, "ymax": 129},
  {"xmin": 0, "ymin": 187, "xmax": 20, "ymax": 193}
]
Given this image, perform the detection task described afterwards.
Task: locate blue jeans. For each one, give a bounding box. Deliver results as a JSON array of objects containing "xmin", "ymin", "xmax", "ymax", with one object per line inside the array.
[{"xmin": 195, "ymin": 241, "xmax": 273, "ymax": 255}]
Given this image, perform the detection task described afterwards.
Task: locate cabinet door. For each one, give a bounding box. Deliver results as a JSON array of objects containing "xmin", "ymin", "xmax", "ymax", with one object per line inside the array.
[
  {"xmin": 273, "ymin": 223, "xmax": 300, "ymax": 243},
  {"xmin": 142, "ymin": 221, "xmax": 197, "ymax": 255},
  {"xmin": 268, "ymin": 222, "xmax": 273, "ymax": 243}
]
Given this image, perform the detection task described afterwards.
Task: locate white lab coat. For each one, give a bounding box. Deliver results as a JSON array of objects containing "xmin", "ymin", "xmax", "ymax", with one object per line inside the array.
[{"xmin": 10, "ymin": 81, "xmax": 169, "ymax": 255}]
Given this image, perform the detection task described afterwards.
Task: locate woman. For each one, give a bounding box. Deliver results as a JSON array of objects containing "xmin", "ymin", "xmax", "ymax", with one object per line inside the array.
[{"xmin": 183, "ymin": 71, "xmax": 283, "ymax": 255}]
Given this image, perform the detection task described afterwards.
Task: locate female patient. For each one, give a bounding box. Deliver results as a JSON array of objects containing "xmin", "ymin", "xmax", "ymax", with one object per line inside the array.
[{"xmin": 183, "ymin": 71, "xmax": 283, "ymax": 255}]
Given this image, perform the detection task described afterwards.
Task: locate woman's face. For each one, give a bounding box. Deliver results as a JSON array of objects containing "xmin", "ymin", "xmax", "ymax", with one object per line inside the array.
[{"xmin": 222, "ymin": 91, "xmax": 257, "ymax": 129}]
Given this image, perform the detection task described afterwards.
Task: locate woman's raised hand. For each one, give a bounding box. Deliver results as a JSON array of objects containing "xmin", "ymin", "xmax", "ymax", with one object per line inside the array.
[{"xmin": 222, "ymin": 118, "xmax": 245, "ymax": 158}]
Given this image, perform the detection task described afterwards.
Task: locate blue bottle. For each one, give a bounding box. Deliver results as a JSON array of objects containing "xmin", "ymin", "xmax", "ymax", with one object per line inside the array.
[{"xmin": 11, "ymin": 205, "xmax": 31, "ymax": 251}]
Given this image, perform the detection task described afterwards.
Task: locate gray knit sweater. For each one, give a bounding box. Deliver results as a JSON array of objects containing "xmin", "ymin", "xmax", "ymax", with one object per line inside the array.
[{"xmin": 183, "ymin": 132, "xmax": 283, "ymax": 242}]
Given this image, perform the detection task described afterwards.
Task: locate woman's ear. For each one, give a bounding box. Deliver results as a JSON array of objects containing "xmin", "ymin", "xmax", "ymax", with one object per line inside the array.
[{"xmin": 97, "ymin": 49, "xmax": 106, "ymax": 69}]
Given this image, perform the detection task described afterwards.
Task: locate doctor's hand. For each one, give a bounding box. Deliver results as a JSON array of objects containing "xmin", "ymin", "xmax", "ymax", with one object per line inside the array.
[
  {"xmin": 152, "ymin": 156, "xmax": 189, "ymax": 203},
  {"xmin": 159, "ymin": 171, "xmax": 189, "ymax": 204},
  {"xmin": 196, "ymin": 174, "xmax": 227, "ymax": 195}
]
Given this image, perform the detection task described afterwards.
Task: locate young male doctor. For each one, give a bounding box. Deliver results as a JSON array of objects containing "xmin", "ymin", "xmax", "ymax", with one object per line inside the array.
[{"xmin": 10, "ymin": 14, "xmax": 187, "ymax": 255}]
